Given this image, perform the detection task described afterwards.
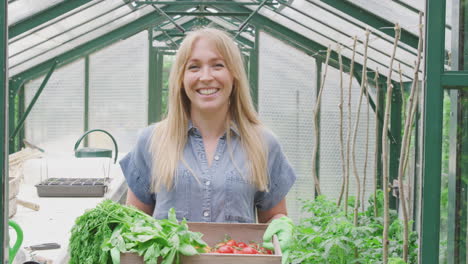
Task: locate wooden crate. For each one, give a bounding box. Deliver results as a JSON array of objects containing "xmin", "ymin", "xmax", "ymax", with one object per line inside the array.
[{"xmin": 121, "ymin": 222, "xmax": 282, "ymax": 264}]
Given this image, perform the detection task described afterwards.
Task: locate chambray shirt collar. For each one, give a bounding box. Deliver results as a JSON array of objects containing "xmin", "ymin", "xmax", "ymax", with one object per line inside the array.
[{"xmin": 187, "ymin": 120, "xmax": 240, "ymax": 137}]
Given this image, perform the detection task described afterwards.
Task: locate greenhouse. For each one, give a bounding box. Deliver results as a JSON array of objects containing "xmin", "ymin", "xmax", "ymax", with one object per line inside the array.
[{"xmin": 0, "ymin": 0, "xmax": 466, "ymax": 263}]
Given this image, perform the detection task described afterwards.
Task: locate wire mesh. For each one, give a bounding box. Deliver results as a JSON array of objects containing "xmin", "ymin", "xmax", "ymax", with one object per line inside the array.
[{"xmin": 258, "ymin": 31, "xmax": 316, "ymax": 222}]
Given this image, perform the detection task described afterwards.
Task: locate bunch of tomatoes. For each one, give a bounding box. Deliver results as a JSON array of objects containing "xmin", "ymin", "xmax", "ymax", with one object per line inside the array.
[{"xmin": 208, "ymin": 238, "xmax": 274, "ymax": 255}]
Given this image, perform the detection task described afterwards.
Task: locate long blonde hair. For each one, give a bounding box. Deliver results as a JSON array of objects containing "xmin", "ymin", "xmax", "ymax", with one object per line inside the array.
[{"xmin": 150, "ymin": 28, "xmax": 269, "ymax": 192}]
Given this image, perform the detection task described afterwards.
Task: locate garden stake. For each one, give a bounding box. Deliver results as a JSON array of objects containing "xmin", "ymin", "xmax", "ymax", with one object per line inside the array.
[
  {"xmin": 337, "ymin": 43, "xmax": 346, "ymax": 207},
  {"xmin": 352, "ymin": 29, "xmax": 370, "ymax": 226},
  {"xmin": 382, "ymin": 23, "xmax": 401, "ymax": 264},
  {"xmin": 373, "ymin": 69, "xmax": 380, "ymax": 218},
  {"xmin": 397, "ymin": 12, "xmax": 424, "ymax": 262},
  {"xmin": 345, "ymin": 36, "xmax": 358, "ymax": 216},
  {"xmin": 311, "ymin": 45, "xmax": 331, "ymax": 196}
]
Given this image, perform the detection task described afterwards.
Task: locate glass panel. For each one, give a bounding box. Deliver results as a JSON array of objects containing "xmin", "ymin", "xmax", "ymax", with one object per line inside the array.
[
  {"xmin": 289, "ymin": 1, "xmax": 417, "ymax": 75},
  {"xmin": 9, "ymin": 0, "xmax": 124, "ymax": 57},
  {"xmin": 9, "ymin": 5, "xmax": 155, "ymax": 77},
  {"xmin": 441, "ymin": 88, "xmax": 468, "ymax": 264},
  {"xmin": 24, "ymin": 59, "xmax": 84, "ymax": 152},
  {"xmin": 8, "ymin": 0, "xmax": 66, "ymax": 25},
  {"xmin": 88, "ymin": 31, "xmax": 149, "ymax": 153},
  {"xmin": 162, "ymin": 54, "xmax": 175, "ymax": 116},
  {"xmin": 258, "ymin": 31, "xmax": 316, "ymax": 222},
  {"xmin": 319, "ymin": 65, "xmax": 376, "ymax": 205},
  {"xmin": 255, "ymin": 5, "xmax": 414, "ymax": 82}
]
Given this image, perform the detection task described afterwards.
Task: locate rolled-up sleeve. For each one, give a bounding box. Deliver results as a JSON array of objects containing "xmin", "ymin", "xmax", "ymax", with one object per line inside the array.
[
  {"xmin": 255, "ymin": 132, "xmax": 297, "ymax": 211},
  {"xmin": 120, "ymin": 126, "xmax": 155, "ymax": 205}
]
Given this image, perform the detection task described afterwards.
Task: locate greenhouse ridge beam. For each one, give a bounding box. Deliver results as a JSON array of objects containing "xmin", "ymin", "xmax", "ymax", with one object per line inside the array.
[
  {"xmin": 10, "ymin": 5, "xmax": 186, "ymax": 84},
  {"xmin": 317, "ymin": 0, "xmax": 419, "ymax": 49},
  {"xmin": 163, "ymin": 11, "xmax": 251, "ymax": 16},
  {"xmin": 9, "ymin": 0, "xmax": 95, "ymax": 39},
  {"xmin": 136, "ymin": 1, "xmax": 278, "ymax": 6}
]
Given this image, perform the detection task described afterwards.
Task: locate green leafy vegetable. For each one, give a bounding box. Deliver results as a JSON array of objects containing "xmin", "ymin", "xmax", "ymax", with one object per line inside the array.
[{"xmin": 69, "ymin": 200, "xmax": 207, "ymax": 264}]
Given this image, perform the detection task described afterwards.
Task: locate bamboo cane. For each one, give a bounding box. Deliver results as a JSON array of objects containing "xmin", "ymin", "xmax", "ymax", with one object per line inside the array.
[
  {"xmin": 311, "ymin": 45, "xmax": 332, "ymax": 196},
  {"xmin": 337, "ymin": 44, "xmax": 346, "ymax": 206},
  {"xmin": 382, "ymin": 24, "xmax": 401, "ymax": 264},
  {"xmin": 345, "ymin": 37, "xmax": 358, "ymax": 216}
]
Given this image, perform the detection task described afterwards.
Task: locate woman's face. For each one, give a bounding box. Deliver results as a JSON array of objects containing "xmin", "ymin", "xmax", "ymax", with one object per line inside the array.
[{"xmin": 183, "ymin": 37, "xmax": 234, "ymax": 116}]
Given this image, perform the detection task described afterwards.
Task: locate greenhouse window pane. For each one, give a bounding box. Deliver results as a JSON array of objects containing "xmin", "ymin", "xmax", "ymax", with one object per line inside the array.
[
  {"xmin": 256, "ymin": 6, "xmax": 415, "ymax": 81},
  {"xmin": 88, "ymin": 31, "xmax": 149, "ymax": 153},
  {"xmin": 9, "ymin": 0, "xmax": 125, "ymax": 58},
  {"xmin": 9, "ymin": 5, "xmax": 156, "ymax": 77},
  {"xmin": 348, "ymin": 0, "xmax": 451, "ymax": 53},
  {"xmin": 24, "ymin": 59, "xmax": 84, "ymax": 152},
  {"xmin": 8, "ymin": 0, "xmax": 65, "ymax": 25},
  {"xmin": 320, "ymin": 65, "xmax": 376, "ymax": 206},
  {"xmin": 258, "ymin": 31, "xmax": 316, "ymax": 222},
  {"xmin": 290, "ymin": 1, "xmax": 418, "ymax": 73}
]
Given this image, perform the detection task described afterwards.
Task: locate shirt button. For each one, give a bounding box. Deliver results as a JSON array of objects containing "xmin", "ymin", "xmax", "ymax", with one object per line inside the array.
[
  {"xmin": 203, "ymin": 211, "xmax": 210, "ymax": 217},
  {"xmin": 205, "ymin": 180, "xmax": 211, "ymax": 186},
  {"xmin": 214, "ymin": 155, "xmax": 220, "ymax": 161}
]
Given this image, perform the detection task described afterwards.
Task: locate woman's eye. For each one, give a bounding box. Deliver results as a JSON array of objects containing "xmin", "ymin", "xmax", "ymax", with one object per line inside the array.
[
  {"xmin": 214, "ymin": 63, "xmax": 224, "ymax": 68},
  {"xmin": 187, "ymin": 65, "xmax": 199, "ymax": 70}
]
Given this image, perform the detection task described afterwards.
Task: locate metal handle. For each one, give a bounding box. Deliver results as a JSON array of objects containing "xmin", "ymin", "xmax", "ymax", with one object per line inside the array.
[{"xmin": 74, "ymin": 129, "xmax": 119, "ymax": 163}]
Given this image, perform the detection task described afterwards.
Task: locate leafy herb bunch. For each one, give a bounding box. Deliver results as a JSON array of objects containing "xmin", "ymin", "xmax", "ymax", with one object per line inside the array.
[
  {"xmin": 69, "ymin": 200, "xmax": 207, "ymax": 264},
  {"xmin": 289, "ymin": 191, "xmax": 418, "ymax": 264}
]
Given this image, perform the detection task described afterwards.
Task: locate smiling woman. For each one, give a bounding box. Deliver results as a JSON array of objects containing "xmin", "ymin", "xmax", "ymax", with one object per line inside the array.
[
  {"xmin": 183, "ymin": 37, "xmax": 234, "ymax": 116},
  {"xmin": 119, "ymin": 27, "xmax": 297, "ymax": 262}
]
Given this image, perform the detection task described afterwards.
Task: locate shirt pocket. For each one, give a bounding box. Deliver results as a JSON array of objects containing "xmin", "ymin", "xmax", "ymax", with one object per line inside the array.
[
  {"xmin": 224, "ymin": 169, "xmax": 256, "ymax": 223},
  {"xmin": 154, "ymin": 168, "xmax": 190, "ymax": 221}
]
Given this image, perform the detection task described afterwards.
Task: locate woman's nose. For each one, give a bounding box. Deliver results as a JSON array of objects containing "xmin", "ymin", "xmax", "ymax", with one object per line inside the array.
[{"xmin": 199, "ymin": 67, "xmax": 214, "ymax": 81}]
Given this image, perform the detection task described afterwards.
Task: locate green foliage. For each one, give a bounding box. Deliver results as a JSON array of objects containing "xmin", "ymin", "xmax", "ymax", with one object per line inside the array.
[
  {"xmin": 69, "ymin": 200, "xmax": 207, "ymax": 264},
  {"xmin": 289, "ymin": 193, "xmax": 418, "ymax": 264}
]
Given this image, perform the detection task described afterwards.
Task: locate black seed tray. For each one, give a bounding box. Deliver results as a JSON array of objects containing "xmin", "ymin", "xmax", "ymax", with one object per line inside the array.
[{"xmin": 35, "ymin": 178, "xmax": 108, "ymax": 197}]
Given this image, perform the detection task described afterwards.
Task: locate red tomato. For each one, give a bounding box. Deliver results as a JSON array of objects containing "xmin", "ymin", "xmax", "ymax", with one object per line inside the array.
[
  {"xmin": 225, "ymin": 239, "xmax": 238, "ymax": 247},
  {"xmin": 233, "ymin": 249, "xmax": 244, "ymax": 254},
  {"xmin": 248, "ymin": 243, "xmax": 259, "ymax": 250},
  {"xmin": 237, "ymin": 242, "xmax": 248, "ymax": 248},
  {"xmin": 242, "ymin": 247, "xmax": 259, "ymax": 254},
  {"xmin": 259, "ymin": 247, "xmax": 274, "ymax": 255},
  {"xmin": 216, "ymin": 245, "xmax": 234, "ymax": 254},
  {"xmin": 215, "ymin": 242, "xmax": 226, "ymax": 248}
]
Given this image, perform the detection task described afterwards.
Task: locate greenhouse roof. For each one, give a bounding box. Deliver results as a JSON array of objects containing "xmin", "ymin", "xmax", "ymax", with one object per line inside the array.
[{"xmin": 8, "ymin": 0, "xmax": 447, "ymax": 83}]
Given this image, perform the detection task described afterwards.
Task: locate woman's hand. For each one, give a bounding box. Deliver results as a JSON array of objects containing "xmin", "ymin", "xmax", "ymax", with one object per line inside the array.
[{"xmin": 262, "ymin": 216, "xmax": 294, "ymax": 264}]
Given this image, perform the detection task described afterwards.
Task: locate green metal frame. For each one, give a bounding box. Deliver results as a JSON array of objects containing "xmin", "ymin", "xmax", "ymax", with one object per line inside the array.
[
  {"xmin": 135, "ymin": 1, "xmax": 278, "ymax": 6},
  {"xmin": 442, "ymin": 71, "xmax": 468, "ymax": 88},
  {"xmin": 420, "ymin": 0, "xmax": 446, "ymax": 263},
  {"xmin": 9, "ymin": 0, "xmax": 95, "ymax": 39},
  {"xmin": 1, "ymin": 0, "xmax": 7, "ymax": 262}
]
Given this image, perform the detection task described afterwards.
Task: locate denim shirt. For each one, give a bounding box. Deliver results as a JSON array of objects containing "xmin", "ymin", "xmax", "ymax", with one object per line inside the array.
[{"xmin": 120, "ymin": 122, "xmax": 296, "ymax": 223}]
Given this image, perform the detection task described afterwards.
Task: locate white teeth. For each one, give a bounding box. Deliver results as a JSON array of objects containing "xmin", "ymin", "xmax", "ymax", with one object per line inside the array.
[{"xmin": 198, "ymin": 88, "xmax": 218, "ymax": 95}]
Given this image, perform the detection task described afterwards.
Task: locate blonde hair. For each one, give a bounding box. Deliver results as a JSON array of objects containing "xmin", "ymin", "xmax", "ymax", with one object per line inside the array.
[{"xmin": 150, "ymin": 28, "xmax": 268, "ymax": 192}]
